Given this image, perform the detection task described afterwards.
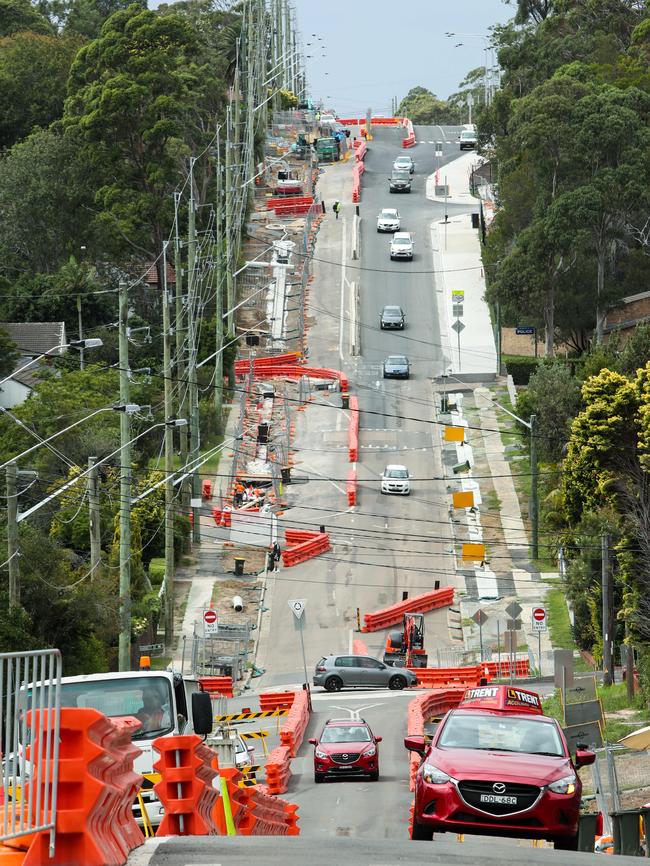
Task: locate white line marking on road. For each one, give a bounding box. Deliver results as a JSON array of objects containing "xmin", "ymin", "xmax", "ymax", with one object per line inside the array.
[{"xmin": 339, "ymin": 216, "xmax": 347, "ymax": 361}]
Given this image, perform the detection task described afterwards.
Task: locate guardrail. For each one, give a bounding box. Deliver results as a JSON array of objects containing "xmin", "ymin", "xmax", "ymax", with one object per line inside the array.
[{"xmin": 361, "ymin": 586, "xmax": 455, "ymax": 632}]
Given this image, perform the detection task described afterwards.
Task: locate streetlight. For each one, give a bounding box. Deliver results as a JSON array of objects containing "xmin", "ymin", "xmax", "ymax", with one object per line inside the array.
[
  {"xmin": 0, "ymin": 338, "xmax": 104, "ymax": 387},
  {"xmin": 446, "ymin": 32, "xmax": 494, "ymax": 106}
]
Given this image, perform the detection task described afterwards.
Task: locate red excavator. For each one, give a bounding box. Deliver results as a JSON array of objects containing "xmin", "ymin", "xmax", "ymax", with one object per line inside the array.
[{"xmin": 383, "ymin": 613, "xmax": 428, "ymax": 668}]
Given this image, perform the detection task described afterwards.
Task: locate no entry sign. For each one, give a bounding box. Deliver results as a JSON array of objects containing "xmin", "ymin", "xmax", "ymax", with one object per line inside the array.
[
  {"xmin": 532, "ymin": 607, "xmax": 547, "ymax": 631},
  {"xmin": 203, "ymin": 608, "xmax": 218, "ymax": 635}
]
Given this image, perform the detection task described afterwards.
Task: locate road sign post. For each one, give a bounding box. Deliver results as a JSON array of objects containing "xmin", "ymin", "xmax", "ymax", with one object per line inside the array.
[
  {"xmin": 532, "ymin": 607, "xmax": 547, "ymax": 678},
  {"xmin": 288, "ymin": 598, "xmax": 310, "ymax": 708},
  {"xmin": 203, "ymin": 608, "xmax": 218, "ymax": 636},
  {"xmin": 472, "ymin": 609, "xmax": 488, "ymax": 663}
]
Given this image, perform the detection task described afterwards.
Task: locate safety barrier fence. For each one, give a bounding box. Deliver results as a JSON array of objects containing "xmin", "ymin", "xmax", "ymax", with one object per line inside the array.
[
  {"xmin": 352, "ymin": 163, "xmax": 363, "ymax": 203},
  {"xmin": 346, "ymin": 467, "xmax": 357, "ymax": 506},
  {"xmin": 361, "ymin": 586, "xmax": 455, "ymax": 632},
  {"xmin": 408, "ymin": 665, "xmax": 487, "ymax": 689},
  {"xmin": 482, "ymin": 659, "xmax": 530, "ymax": 678},
  {"xmin": 352, "ymin": 639, "xmax": 369, "ymax": 655},
  {"xmin": 264, "ymin": 745, "xmax": 292, "ymax": 795},
  {"xmin": 266, "ymin": 195, "xmax": 313, "ymax": 210},
  {"xmin": 233, "ymin": 352, "xmax": 301, "ymax": 376},
  {"xmin": 354, "ymin": 140, "xmax": 367, "ymax": 161},
  {"xmin": 154, "ymin": 735, "xmax": 218, "ymax": 837},
  {"xmin": 348, "ymin": 395, "xmax": 359, "ymax": 462},
  {"xmin": 234, "ymin": 361, "xmax": 349, "ymax": 394},
  {"xmin": 279, "ymin": 691, "xmax": 309, "ymax": 758},
  {"xmin": 259, "ymin": 692, "xmax": 296, "ymax": 712},
  {"xmin": 282, "ymin": 528, "xmax": 331, "ymax": 567},
  {"xmin": 401, "ymin": 117, "xmax": 416, "ymax": 148},
  {"xmin": 198, "ymin": 676, "xmax": 234, "ymax": 699},
  {"xmin": 337, "ymin": 117, "xmax": 402, "ymax": 126},
  {"xmin": 407, "ymin": 688, "xmax": 465, "ymax": 790},
  {"xmin": 217, "ymin": 768, "xmax": 299, "ymax": 836}
]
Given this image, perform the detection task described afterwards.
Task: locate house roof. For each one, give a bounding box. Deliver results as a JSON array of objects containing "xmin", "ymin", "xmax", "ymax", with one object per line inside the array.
[
  {"xmin": 144, "ymin": 262, "xmax": 177, "ymax": 286},
  {"xmin": 0, "ymin": 322, "xmax": 66, "ymax": 357}
]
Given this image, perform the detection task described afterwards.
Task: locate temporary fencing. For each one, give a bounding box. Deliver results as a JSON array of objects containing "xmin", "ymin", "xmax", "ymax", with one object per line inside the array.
[
  {"xmin": 348, "ymin": 395, "xmax": 359, "ymax": 462},
  {"xmin": 482, "ymin": 659, "xmax": 530, "ymax": 678},
  {"xmin": 337, "ymin": 117, "xmax": 402, "ymax": 126},
  {"xmin": 279, "ymin": 690, "xmax": 310, "ymax": 757},
  {"xmin": 153, "ymin": 735, "xmax": 219, "ymax": 836},
  {"xmin": 352, "ymin": 164, "xmax": 363, "ymax": 203},
  {"xmin": 233, "ymin": 352, "xmax": 301, "ymax": 376},
  {"xmin": 408, "ymin": 665, "xmax": 487, "ymax": 689},
  {"xmin": 354, "ymin": 140, "xmax": 367, "ymax": 161},
  {"xmin": 361, "ymin": 586, "xmax": 454, "ymax": 632},
  {"xmin": 259, "ymin": 692, "xmax": 296, "ymax": 712},
  {"xmin": 266, "ymin": 195, "xmax": 313, "ymax": 211},
  {"xmin": 407, "ymin": 688, "xmax": 465, "ymax": 789},
  {"xmin": 215, "ymin": 768, "xmax": 299, "ymax": 835},
  {"xmin": 401, "ymin": 118, "xmax": 416, "ymax": 148},
  {"xmin": 198, "ymin": 676, "xmax": 234, "ymax": 699},
  {"xmin": 352, "ymin": 639, "xmax": 369, "ymax": 655},
  {"xmin": 282, "ymin": 528, "xmax": 331, "ymax": 567},
  {"xmin": 264, "ymin": 745, "xmax": 292, "ymax": 795},
  {"xmin": 346, "ymin": 468, "xmax": 357, "ymax": 506}
]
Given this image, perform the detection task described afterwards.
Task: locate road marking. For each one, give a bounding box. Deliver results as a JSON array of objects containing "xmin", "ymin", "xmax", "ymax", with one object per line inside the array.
[
  {"xmin": 311, "ymin": 690, "xmax": 413, "ymax": 702},
  {"xmin": 339, "ymin": 216, "xmax": 347, "ymax": 361},
  {"xmin": 348, "ymin": 628, "xmax": 353, "ymax": 653}
]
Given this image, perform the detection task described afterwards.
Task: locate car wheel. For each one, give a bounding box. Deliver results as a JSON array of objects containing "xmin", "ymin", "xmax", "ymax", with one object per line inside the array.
[
  {"xmin": 411, "ymin": 816, "xmax": 434, "ymax": 841},
  {"xmin": 314, "ymin": 772, "xmax": 325, "ymax": 784},
  {"xmin": 369, "ymin": 770, "xmax": 379, "ymax": 782},
  {"xmin": 553, "ymin": 835, "xmax": 578, "ymax": 851},
  {"xmin": 389, "ymin": 674, "xmax": 407, "ymax": 690},
  {"xmin": 324, "ymin": 675, "xmax": 343, "ymax": 692}
]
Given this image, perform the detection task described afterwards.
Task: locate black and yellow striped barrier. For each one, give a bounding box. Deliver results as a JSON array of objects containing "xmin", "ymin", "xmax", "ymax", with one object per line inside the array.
[
  {"xmin": 215, "ymin": 709, "xmax": 288, "ymax": 722},
  {"xmin": 238, "ymin": 765, "xmax": 261, "ymax": 788},
  {"xmin": 241, "ymin": 729, "xmax": 270, "ymax": 756}
]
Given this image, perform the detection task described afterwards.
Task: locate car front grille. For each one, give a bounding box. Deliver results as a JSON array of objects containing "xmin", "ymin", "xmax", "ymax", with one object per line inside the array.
[
  {"xmin": 457, "ymin": 780, "xmax": 540, "ymax": 816},
  {"xmin": 452, "ymin": 810, "xmax": 542, "ymax": 828},
  {"xmin": 331, "ymin": 752, "xmax": 361, "ymax": 764}
]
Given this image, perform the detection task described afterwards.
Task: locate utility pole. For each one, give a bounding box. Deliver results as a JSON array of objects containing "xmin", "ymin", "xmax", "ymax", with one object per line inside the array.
[
  {"xmin": 173, "ymin": 192, "xmax": 190, "ymax": 524},
  {"xmin": 187, "ymin": 158, "xmax": 201, "ymax": 546},
  {"xmin": 225, "ymin": 105, "xmax": 235, "ymax": 336},
  {"xmin": 6, "ymin": 462, "xmax": 19, "ymax": 607},
  {"xmin": 214, "ymin": 126, "xmax": 224, "ymax": 424},
  {"xmin": 530, "ymin": 414, "xmax": 539, "ymax": 561},
  {"xmin": 118, "ymin": 279, "xmax": 132, "ymax": 672},
  {"xmin": 77, "ymin": 295, "xmax": 84, "ymax": 370},
  {"xmin": 283, "ymin": 0, "xmax": 291, "ymax": 90},
  {"xmin": 87, "ymin": 456, "xmax": 101, "ymax": 576},
  {"xmin": 162, "ymin": 241, "xmax": 175, "ymax": 648},
  {"xmin": 602, "ymin": 534, "xmax": 613, "ymax": 687}
]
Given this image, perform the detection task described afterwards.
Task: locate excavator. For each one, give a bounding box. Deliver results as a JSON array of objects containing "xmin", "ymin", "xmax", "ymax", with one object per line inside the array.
[{"xmin": 383, "ymin": 613, "xmax": 428, "ymax": 668}]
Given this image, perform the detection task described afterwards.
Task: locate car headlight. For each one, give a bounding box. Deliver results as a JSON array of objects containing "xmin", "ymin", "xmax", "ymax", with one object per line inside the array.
[
  {"xmin": 362, "ymin": 744, "xmax": 376, "ymax": 757},
  {"xmin": 548, "ymin": 773, "xmax": 576, "ymax": 795},
  {"xmin": 421, "ymin": 763, "xmax": 451, "ymax": 785},
  {"xmin": 315, "ymin": 749, "xmax": 327, "ymax": 759}
]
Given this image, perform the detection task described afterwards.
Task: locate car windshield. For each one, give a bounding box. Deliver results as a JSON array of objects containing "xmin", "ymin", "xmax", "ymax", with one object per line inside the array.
[
  {"xmin": 386, "ymin": 356, "xmax": 407, "ymax": 365},
  {"xmin": 395, "ymin": 158, "xmax": 410, "ymax": 165},
  {"xmin": 384, "ymin": 307, "xmax": 402, "ymax": 315},
  {"xmin": 386, "ymin": 468, "xmax": 408, "ymax": 478},
  {"xmin": 437, "ymin": 713, "xmax": 564, "ymax": 756},
  {"xmin": 393, "ymin": 238, "xmax": 410, "ymax": 245},
  {"xmin": 381, "ymin": 210, "xmax": 398, "ymax": 218},
  {"xmin": 392, "ymin": 171, "xmax": 410, "ymax": 179},
  {"xmin": 321, "ymin": 725, "xmax": 372, "ymax": 743},
  {"xmin": 461, "ymin": 132, "xmax": 476, "ymax": 139}
]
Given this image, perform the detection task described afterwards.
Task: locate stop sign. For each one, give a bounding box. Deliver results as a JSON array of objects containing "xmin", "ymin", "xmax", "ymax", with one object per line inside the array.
[{"xmin": 532, "ymin": 607, "xmax": 546, "ymax": 622}]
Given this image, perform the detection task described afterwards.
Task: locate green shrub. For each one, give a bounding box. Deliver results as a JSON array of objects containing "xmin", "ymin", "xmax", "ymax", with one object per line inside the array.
[
  {"xmin": 503, "ymin": 354, "xmax": 541, "ymax": 386},
  {"xmin": 148, "ymin": 558, "xmax": 165, "ymax": 587}
]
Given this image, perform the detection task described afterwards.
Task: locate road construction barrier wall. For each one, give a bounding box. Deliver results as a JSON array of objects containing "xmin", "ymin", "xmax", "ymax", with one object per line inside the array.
[
  {"xmin": 264, "ymin": 745, "xmax": 292, "ymax": 795},
  {"xmin": 215, "ymin": 768, "xmax": 300, "ymax": 835},
  {"xmin": 234, "ymin": 353, "xmax": 301, "ymax": 376},
  {"xmin": 153, "ymin": 735, "xmax": 219, "ymax": 836},
  {"xmin": 352, "ymin": 639, "xmax": 369, "ymax": 655},
  {"xmin": 202, "ymin": 479, "xmax": 212, "ymax": 499},
  {"xmin": 347, "ymin": 468, "xmax": 357, "ymax": 506},
  {"xmin": 259, "ymin": 692, "xmax": 296, "ymax": 712},
  {"xmin": 266, "ymin": 195, "xmax": 313, "ymax": 211},
  {"xmin": 348, "ymin": 395, "xmax": 359, "ymax": 462},
  {"xmin": 354, "ymin": 140, "xmax": 367, "ymax": 161},
  {"xmin": 407, "ymin": 688, "xmax": 465, "ymax": 789},
  {"xmin": 482, "ymin": 659, "xmax": 530, "ymax": 677},
  {"xmin": 401, "ymin": 118, "xmax": 416, "ymax": 148},
  {"xmin": 352, "ymin": 164, "xmax": 363, "ymax": 203},
  {"xmin": 408, "ymin": 665, "xmax": 488, "ymax": 689},
  {"xmin": 282, "ymin": 528, "xmax": 331, "ymax": 567},
  {"xmin": 198, "ymin": 676, "xmax": 234, "ymax": 699},
  {"xmin": 362, "ymin": 586, "xmax": 454, "ymax": 632},
  {"xmin": 234, "ymin": 360, "xmax": 348, "ymax": 393},
  {"xmin": 337, "ymin": 117, "xmax": 402, "ymax": 126},
  {"xmin": 279, "ymin": 690, "xmax": 310, "ymax": 758},
  {"xmin": 6, "ymin": 708, "xmax": 145, "ymax": 866}
]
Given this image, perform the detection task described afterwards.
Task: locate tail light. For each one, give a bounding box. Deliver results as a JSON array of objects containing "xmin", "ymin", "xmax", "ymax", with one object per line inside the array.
[{"xmin": 316, "ymin": 666, "xmax": 326, "ymax": 672}]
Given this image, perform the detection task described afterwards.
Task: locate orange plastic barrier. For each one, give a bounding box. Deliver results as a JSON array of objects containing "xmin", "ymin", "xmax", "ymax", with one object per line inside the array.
[
  {"xmin": 355, "ymin": 141, "xmax": 367, "ymax": 161},
  {"xmin": 362, "ymin": 586, "xmax": 454, "ymax": 632},
  {"xmin": 234, "ymin": 353, "xmax": 301, "ymax": 376},
  {"xmin": 352, "ymin": 164, "xmax": 362, "ymax": 203},
  {"xmin": 352, "ymin": 639, "xmax": 369, "ymax": 655},
  {"xmin": 408, "ymin": 665, "xmax": 488, "ymax": 689},
  {"xmin": 202, "ymin": 479, "xmax": 212, "ymax": 499},
  {"xmin": 153, "ymin": 735, "xmax": 219, "ymax": 836},
  {"xmin": 264, "ymin": 745, "xmax": 292, "ymax": 794},
  {"xmin": 402, "ymin": 117, "xmax": 416, "ymax": 148},
  {"xmin": 279, "ymin": 690, "xmax": 310, "ymax": 758},
  {"xmin": 274, "ymin": 202, "xmax": 315, "ymax": 216},
  {"xmin": 282, "ymin": 529, "xmax": 330, "ymax": 567},
  {"xmin": 482, "ymin": 659, "xmax": 530, "ymax": 678},
  {"xmin": 259, "ymin": 692, "xmax": 296, "ymax": 711},
  {"xmin": 266, "ymin": 195, "xmax": 314, "ymax": 210},
  {"xmin": 348, "ymin": 395, "xmax": 359, "ymax": 462},
  {"xmin": 407, "ymin": 688, "xmax": 465, "ymax": 789},
  {"xmin": 198, "ymin": 676, "xmax": 234, "ymax": 699},
  {"xmin": 346, "ymin": 468, "xmax": 357, "ymax": 506},
  {"xmin": 214, "ymin": 768, "xmax": 300, "ymax": 835},
  {"xmin": 14, "ymin": 709, "xmax": 145, "ymax": 866},
  {"xmin": 234, "ymin": 361, "xmax": 349, "ymax": 392}
]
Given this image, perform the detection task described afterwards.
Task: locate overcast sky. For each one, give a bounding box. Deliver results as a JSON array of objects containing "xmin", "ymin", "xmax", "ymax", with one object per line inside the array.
[{"xmin": 293, "ymin": 0, "xmax": 514, "ymax": 113}]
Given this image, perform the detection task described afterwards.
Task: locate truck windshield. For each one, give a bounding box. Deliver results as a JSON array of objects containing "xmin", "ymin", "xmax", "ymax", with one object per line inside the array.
[{"xmin": 55, "ymin": 676, "xmax": 175, "ymax": 740}]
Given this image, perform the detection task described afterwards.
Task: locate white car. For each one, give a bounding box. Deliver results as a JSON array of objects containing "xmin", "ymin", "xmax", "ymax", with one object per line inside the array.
[
  {"xmin": 381, "ymin": 465, "xmax": 411, "ymax": 495},
  {"xmin": 393, "ymin": 155, "xmax": 415, "ymax": 174},
  {"xmin": 390, "ymin": 232, "xmax": 414, "ymax": 260},
  {"xmin": 377, "ymin": 208, "xmax": 401, "ymax": 232},
  {"xmin": 459, "ymin": 129, "xmax": 478, "ymax": 150},
  {"xmin": 319, "ymin": 113, "xmax": 337, "ymax": 124}
]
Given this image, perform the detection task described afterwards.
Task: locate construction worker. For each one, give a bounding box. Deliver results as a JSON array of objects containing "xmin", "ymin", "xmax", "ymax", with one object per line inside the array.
[
  {"xmin": 271, "ymin": 541, "xmax": 281, "ymax": 573},
  {"xmin": 333, "ymin": 201, "xmax": 341, "ymax": 220}
]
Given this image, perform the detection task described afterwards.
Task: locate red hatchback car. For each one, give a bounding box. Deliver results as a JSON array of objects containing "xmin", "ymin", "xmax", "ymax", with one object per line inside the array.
[
  {"xmin": 309, "ymin": 718, "xmax": 382, "ymax": 783},
  {"xmin": 405, "ymin": 685, "xmax": 595, "ymax": 849}
]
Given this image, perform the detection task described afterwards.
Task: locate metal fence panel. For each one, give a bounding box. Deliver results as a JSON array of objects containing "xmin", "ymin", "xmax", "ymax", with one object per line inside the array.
[{"xmin": 0, "ymin": 649, "xmax": 61, "ymax": 858}]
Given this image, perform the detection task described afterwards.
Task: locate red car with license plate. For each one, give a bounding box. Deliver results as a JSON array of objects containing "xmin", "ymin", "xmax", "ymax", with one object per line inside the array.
[
  {"xmin": 309, "ymin": 718, "xmax": 382, "ymax": 783},
  {"xmin": 405, "ymin": 685, "xmax": 595, "ymax": 849}
]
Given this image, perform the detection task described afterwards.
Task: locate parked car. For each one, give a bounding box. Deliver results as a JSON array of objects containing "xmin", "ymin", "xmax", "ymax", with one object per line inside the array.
[
  {"xmin": 390, "ymin": 232, "xmax": 414, "ymax": 260},
  {"xmin": 313, "ymin": 654, "xmax": 418, "ymax": 692},
  {"xmin": 309, "ymin": 718, "xmax": 382, "ymax": 783},
  {"xmin": 393, "ymin": 155, "xmax": 415, "ymax": 174},
  {"xmin": 383, "ymin": 355, "xmax": 410, "ymax": 379},
  {"xmin": 459, "ymin": 129, "xmax": 478, "ymax": 150},
  {"xmin": 389, "ymin": 170, "xmax": 412, "ymax": 193},
  {"xmin": 381, "ymin": 464, "xmax": 411, "ymax": 495},
  {"xmin": 380, "ymin": 305, "xmax": 405, "ymax": 329},
  {"xmin": 377, "ymin": 208, "xmax": 401, "ymax": 232}
]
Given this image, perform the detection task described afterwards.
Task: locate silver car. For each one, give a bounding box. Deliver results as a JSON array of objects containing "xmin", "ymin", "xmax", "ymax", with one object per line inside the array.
[
  {"xmin": 383, "ymin": 355, "xmax": 410, "ymax": 379},
  {"xmin": 313, "ymin": 655, "xmax": 418, "ymax": 691},
  {"xmin": 380, "ymin": 305, "xmax": 405, "ymax": 329}
]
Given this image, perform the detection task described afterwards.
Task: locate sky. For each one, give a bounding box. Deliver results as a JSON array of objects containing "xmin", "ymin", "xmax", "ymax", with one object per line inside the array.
[{"xmin": 292, "ymin": 0, "xmax": 515, "ymax": 113}]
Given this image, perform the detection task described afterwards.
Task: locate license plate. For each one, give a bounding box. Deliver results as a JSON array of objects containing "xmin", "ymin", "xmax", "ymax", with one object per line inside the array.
[{"xmin": 480, "ymin": 794, "xmax": 518, "ymax": 805}]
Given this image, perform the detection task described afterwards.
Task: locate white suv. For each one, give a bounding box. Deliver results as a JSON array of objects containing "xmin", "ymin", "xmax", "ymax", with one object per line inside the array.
[
  {"xmin": 377, "ymin": 208, "xmax": 401, "ymax": 232},
  {"xmin": 381, "ymin": 465, "xmax": 411, "ymax": 495},
  {"xmin": 390, "ymin": 232, "xmax": 414, "ymax": 260},
  {"xmin": 459, "ymin": 129, "xmax": 477, "ymax": 150}
]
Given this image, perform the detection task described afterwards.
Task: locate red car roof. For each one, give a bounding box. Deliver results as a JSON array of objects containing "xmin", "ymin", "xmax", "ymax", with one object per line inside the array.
[{"xmin": 459, "ymin": 684, "xmax": 544, "ymax": 715}]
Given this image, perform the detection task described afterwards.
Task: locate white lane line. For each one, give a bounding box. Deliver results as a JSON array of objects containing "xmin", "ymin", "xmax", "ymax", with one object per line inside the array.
[
  {"xmin": 437, "ymin": 125, "xmax": 448, "ymax": 142},
  {"xmin": 339, "ymin": 216, "xmax": 347, "ymax": 361}
]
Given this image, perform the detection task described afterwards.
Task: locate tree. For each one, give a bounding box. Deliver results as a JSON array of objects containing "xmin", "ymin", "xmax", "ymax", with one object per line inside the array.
[
  {"xmin": 397, "ymin": 86, "xmax": 463, "ymax": 125},
  {"xmin": 0, "ymin": 327, "xmax": 18, "ymax": 377},
  {"xmin": 0, "ymin": 0, "xmax": 53, "ymax": 37},
  {"xmin": 516, "ymin": 362, "xmax": 582, "ymax": 462},
  {"xmin": 44, "ymin": 0, "xmax": 144, "ymax": 39},
  {"xmin": 0, "ymin": 31, "xmax": 83, "ymax": 149},
  {"xmin": 507, "ymin": 0, "xmax": 554, "ymax": 25}
]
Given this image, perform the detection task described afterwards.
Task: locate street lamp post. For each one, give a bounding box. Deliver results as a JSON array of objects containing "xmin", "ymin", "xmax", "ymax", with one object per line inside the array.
[{"xmin": 0, "ymin": 338, "xmax": 104, "ymax": 388}]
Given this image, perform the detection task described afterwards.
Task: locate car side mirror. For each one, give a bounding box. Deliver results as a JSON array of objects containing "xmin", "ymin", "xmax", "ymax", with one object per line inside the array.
[
  {"xmin": 575, "ymin": 748, "xmax": 595, "ymax": 768},
  {"xmin": 192, "ymin": 691, "xmax": 213, "ymax": 736},
  {"xmin": 375, "ymin": 736, "xmax": 383, "ymax": 743},
  {"xmin": 404, "ymin": 735, "xmax": 427, "ymax": 755},
  {"xmin": 308, "ymin": 738, "xmax": 318, "ymax": 745}
]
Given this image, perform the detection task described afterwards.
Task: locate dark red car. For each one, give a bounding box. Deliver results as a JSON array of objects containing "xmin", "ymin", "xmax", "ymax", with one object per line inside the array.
[
  {"xmin": 309, "ymin": 718, "xmax": 382, "ymax": 783},
  {"xmin": 405, "ymin": 685, "xmax": 595, "ymax": 849}
]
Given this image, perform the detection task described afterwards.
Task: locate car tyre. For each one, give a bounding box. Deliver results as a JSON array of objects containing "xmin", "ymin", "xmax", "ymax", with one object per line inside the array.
[
  {"xmin": 314, "ymin": 772, "xmax": 325, "ymax": 784},
  {"xmin": 324, "ymin": 675, "xmax": 343, "ymax": 692},
  {"xmin": 369, "ymin": 770, "xmax": 379, "ymax": 782},
  {"xmin": 389, "ymin": 674, "xmax": 407, "ymax": 690},
  {"xmin": 553, "ymin": 835, "xmax": 578, "ymax": 851},
  {"xmin": 411, "ymin": 815, "xmax": 434, "ymax": 841}
]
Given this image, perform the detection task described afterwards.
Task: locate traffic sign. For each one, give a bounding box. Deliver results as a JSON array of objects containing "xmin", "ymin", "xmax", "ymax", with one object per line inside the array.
[
  {"xmin": 472, "ymin": 609, "xmax": 488, "ymax": 626},
  {"xmin": 505, "ymin": 601, "xmax": 522, "ymax": 619},
  {"xmin": 203, "ymin": 608, "xmax": 218, "ymax": 635},
  {"xmin": 451, "ymin": 319, "xmax": 465, "ymax": 334},
  {"xmin": 452, "ymin": 304, "xmax": 464, "ymax": 318},
  {"xmin": 451, "ymin": 290, "xmax": 465, "ymax": 301},
  {"xmin": 515, "ymin": 326, "xmax": 535, "ymax": 336},
  {"xmin": 288, "ymin": 598, "xmax": 307, "ymax": 620},
  {"xmin": 507, "ymin": 618, "xmax": 522, "ymax": 631},
  {"xmin": 532, "ymin": 606, "xmax": 547, "ymax": 631}
]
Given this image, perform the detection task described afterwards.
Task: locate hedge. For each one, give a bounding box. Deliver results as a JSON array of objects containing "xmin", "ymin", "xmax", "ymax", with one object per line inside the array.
[{"xmin": 502, "ymin": 354, "xmax": 541, "ymax": 386}]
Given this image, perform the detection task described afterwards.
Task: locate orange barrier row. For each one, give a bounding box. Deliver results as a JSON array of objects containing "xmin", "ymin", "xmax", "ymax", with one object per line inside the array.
[
  {"xmin": 352, "ymin": 163, "xmax": 362, "ymax": 203},
  {"xmin": 348, "ymin": 395, "xmax": 359, "ymax": 462},
  {"xmin": 407, "ymin": 688, "xmax": 465, "ymax": 789},
  {"xmin": 234, "ymin": 352, "xmax": 301, "ymax": 376},
  {"xmin": 259, "ymin": 691, "xmax": 296, "ymax": 711},
  {"xmin": 402, "ymin": 117, "xmax": 416, "ymax": 148},
  {"xmin": 7, "ymin": 709, "xmax": 145, "ymax": 865},
  {"xmin": 282, "ymin": 528, "xmax": 331, "ymax": 567},
  {"xmin": 408, "ymin": 665, "xmax": 487, "ymax": 689},
  {"xmin": 234, "ymin": 362, "xmax": 349, "ymax": 393},
  {"xmin": 153, "ymin": 735, "xmax": 219, "ymax": 836},
  {"xmin": 216, "ymin": 768, "xmax": 300, "ymax": 835},
  {"xmin": 337, "ymin": 117, "xmax": 402, "ymax": 126},
  {"xmin": 354, "ymin": 141, "xmax": 367, "ymax": 161},
  {"xmin": 264, "ymin": 745, "xmax": 292, "ymax": 794},
  {"xmin": 483, "ymin": 659, "xmax": 530, "ymax": 678},
  {"xmin": 279, "ymin": 690, "xmax": 310, "ymax": 757},
  {"xmin": 198, "ymin": 676, "xmax": 234, "ymax": 699},
  {"xmin": 352, "ymin": 639, "xmax": 369, "ymax": 655},
  {"xmin": 347, "ymin": 467, "xmax": 357, "ymax": 506},
  {"xmin": 266, "ymin": 195, "xmax": 314, "ymax": 210},
  {"xmin": 202, "ymin": 479, "xmax": 212, "ymax": 499},
  {"xmin": 274, "ymin": 202, "xmax": 315, "ymax": 216},
  {"xmin": 361, "ymin": 586, "xmax": 455, "ymax": 632}
]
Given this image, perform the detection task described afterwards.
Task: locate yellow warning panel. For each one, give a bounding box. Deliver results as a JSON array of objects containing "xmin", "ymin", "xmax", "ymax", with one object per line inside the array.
[
  {"xmin": 461, "ymin": 543, "xmax": 486, "ymax": 562},
  {"xmin": 444, "ymin": 426, "xmax": 466, "ymax": 442},
  {"xmin": 452, "ymin": 491, "xmax": 474, "ymax": 509}
]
